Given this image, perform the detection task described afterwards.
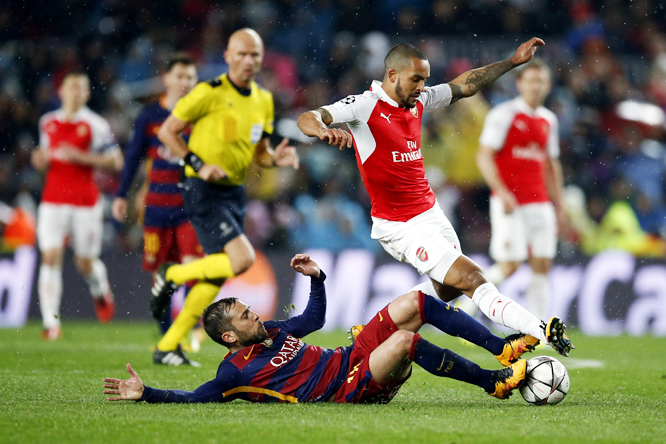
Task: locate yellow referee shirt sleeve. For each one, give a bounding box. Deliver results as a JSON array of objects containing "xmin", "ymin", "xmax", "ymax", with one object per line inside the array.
[{"xmin": 172, "ymin": 82, "xmax": 215, "ymax": 123}]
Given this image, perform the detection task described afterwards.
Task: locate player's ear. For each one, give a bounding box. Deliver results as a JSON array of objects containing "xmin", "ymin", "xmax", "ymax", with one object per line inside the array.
[
  {"xmin": 222, "ymin": 330, "xmax": 237, "ymax": 345},
  {"xmin": 387, "ymin": 68, "xmax": 398, "ymax": 84}
]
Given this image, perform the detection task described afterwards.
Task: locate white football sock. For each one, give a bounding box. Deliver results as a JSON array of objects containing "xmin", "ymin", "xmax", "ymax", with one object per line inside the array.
[
  {"xmin": 410, "ymin": 281, "xmax": 437, "ymax": 296},
  {"xmin": 38, "ymin": 264, "xmax": 63, "ymax": 329},
  {"xmin": 84, "ymin": 259, "xmax": 110, "ymax": 299},
  {"xmin": 525, "ymin": 273, "xmax": 549, "ymax": 321},
  {"xmin": 486, "ymin": 264, "xmax": 507, "ymax": 285},
  {"xmin": 472, "ymin": 282, "xmax": 546, "ymax": 342}
]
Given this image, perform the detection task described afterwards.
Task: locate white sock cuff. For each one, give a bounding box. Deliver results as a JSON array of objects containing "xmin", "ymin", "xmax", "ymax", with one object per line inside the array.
[{"xmin": 410, "ymin": 281, "xmax": 437, "ymax": 297}]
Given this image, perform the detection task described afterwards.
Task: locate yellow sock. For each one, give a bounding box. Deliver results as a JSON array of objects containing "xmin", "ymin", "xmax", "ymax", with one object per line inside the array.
[
  {"xmin": 165, "ymin": 253, "xmax": 235, "ymax": 285},
  {"xmin": 157, "ymin": 282, "xmax": 220, "ymax": 351}
]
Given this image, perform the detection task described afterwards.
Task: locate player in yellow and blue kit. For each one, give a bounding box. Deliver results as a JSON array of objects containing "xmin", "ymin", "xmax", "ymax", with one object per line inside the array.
[{"xmin": 152, "ymin": 28, "xmax": 299, "ymax": 366}]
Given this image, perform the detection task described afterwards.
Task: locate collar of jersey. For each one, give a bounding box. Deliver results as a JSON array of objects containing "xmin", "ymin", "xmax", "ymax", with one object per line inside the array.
[
  {"xmin": 371, "ymin": 80, "xmax": 400, "ymax": 108},
  {"xmin": 55, "ymin": 106, "xmax": 89, "ymax": 122},
  {"xmin": 515, "ymin": 96, "xmax": 543, "ymax": 116}
]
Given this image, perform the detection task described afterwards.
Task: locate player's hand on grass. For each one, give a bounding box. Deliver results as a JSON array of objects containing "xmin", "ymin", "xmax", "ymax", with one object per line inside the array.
[
  {"xmin": 198, "ymin": 164, "xmax": 227, "ymax": 182},
  {"xmin": 104, "ymin": 363, "xmax": 145, "ymax": 401},
  {"xmin": 273, "ymin": 138, "xmax": 300, "ymax": 169},
  {"xmin": 510, "ymin": 37, "xmax": 545, "ymax": 67},
  {"xmin": 112, "ymin": 198, "xmax": 128, "ymax": 222},
  {"xmin": 319, "ymin": 127, "xmax": 353, "ymax": 150},
  {"xmin": 290, "ymin": 253, "xmax": 321, "ymax": 278}
]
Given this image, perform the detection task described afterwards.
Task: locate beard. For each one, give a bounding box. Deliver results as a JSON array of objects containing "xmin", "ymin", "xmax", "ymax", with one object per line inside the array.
[
  {"xmin": 395, "ymin": 79, "xmax": 417, "ymax": 108},
  {"xmin": 236, "ymin": 324, "xmax": 269, "ymax": 348}
]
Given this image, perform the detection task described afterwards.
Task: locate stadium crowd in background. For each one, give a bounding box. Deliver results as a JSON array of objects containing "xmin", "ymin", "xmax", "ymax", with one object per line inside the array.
[{"xmin": 1, "ymin": 0, "xmax": 666, "ymax": 261}]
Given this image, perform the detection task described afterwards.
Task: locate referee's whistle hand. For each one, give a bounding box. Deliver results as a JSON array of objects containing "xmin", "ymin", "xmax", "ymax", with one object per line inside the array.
[{"xmin": 198, "ymin": 164, "xmax": 227, "ymax": 182}]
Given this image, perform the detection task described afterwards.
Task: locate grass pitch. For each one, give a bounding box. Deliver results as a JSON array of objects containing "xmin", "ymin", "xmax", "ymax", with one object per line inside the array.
[{"xmin": 1, "ymin": 321, "xmax": 665, "ymax": 444}]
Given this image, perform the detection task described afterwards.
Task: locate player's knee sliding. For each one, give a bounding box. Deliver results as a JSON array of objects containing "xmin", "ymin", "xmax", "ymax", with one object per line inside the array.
[{"xmin": 388, "ymin": 330, "xmax": 416, "ymax": 359}]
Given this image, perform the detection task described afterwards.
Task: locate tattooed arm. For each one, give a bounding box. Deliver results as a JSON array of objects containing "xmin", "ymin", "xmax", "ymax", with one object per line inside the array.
[{"xmin": 447, "ymin": 37, "xmax": 545, "ymax": 104}]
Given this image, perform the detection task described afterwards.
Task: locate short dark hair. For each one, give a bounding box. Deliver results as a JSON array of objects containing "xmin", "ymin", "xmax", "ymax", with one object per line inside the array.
[
  {"xmin": 165, "ymin": 52, "xmax": 195, "ymax": 72},
  {"xmin": 515, "ymin": 57, "xmax": 551, "ymax": 79},
  {"xmin": 384, "ymin": 43, "xmax": 428, "ymax": 75},
  {"xmin": 202, "ymin": 297, "xmax": 238, "ymax": 348}
]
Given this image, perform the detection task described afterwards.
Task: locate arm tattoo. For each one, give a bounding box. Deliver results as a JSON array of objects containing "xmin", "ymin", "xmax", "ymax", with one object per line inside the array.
[
  {"xmin": 464, "ymin": 59, "xmax": 515, "ymax": 95},
  {"xmin": 315, "ymin": 107, "xmax": 333, "ymax": 125}
]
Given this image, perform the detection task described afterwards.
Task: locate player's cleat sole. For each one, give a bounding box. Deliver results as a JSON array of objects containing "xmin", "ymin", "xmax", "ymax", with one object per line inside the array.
[
  {"xmin": 93, "ymin": 292, "xmax": 116, "ymax": 324},
  {"xmin": 488, "ymin": 359, "xmax": 527, "ymax": 399},
  {"xmin": 544, "ymin": 316, "xmax": 575, "ymax": 357},
  {"xmin": 153, "ymin": 345, "xmax": 201, "ymax": 367},
  {"xmin": 41, "ymin": 326, "xmax": 62, "ymax": 341},
  {"xmin": 347, "ymin": 324, "xmax": 365, "ymax": 344},
  {"xmin": 495, "ymin": 333, "xmax": 540, "ymax": 367},
  {"xmin": 150, "ymin": 262, "xmax": 179, "ymax": 320}
]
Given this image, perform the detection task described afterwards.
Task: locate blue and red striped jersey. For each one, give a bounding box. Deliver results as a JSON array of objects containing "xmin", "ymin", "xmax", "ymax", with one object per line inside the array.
[
  {"xmin": 141, "ymin": 272, "xmax": 354, "ymax": 404},
  {"xmin": 116, "ymin": 100, "xmax": 188, "ymax": 228}
]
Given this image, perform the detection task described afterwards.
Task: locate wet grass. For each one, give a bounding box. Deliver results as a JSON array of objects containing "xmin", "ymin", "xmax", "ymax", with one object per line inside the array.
[{"xmin": 1, "ymin": 321, "xmax": 665, "ymax": 444}]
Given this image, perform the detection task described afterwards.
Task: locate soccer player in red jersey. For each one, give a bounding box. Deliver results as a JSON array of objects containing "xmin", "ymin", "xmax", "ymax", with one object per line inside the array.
[
  {"xmin": 297, "ymin": 38, "xmax": 573, "ymax": 357},
  {"xmin": 31, "ymin": 72, "xmax": 123, "ymax": 340},
  {"xmin": 476, "ymin": 58, "xmax": 569, "ymax": 321},
  {"xmin": 104, "ymin": 254, "xmax": 532, "ymax": 404},
  {"xmin": 112, "ymin": 54, "xmax": 203, "ymax": 341}
]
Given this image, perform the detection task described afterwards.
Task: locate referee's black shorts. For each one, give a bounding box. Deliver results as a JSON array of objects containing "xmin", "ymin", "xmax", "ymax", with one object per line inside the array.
[{"xmin": 181, "ymin": 177, "xmax": 246, "ymax": 254}]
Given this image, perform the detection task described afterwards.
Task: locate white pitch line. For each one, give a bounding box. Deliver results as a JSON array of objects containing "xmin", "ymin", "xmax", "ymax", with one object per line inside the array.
[{"xmin": 563, "ymin": 358, "xmax": 605, "ymax": 369}]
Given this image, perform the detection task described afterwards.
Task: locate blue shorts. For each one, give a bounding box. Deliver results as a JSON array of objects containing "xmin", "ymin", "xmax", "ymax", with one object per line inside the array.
[{"xmin": 181, "ymin": 177, "xmax": 246, "ymax": 254}]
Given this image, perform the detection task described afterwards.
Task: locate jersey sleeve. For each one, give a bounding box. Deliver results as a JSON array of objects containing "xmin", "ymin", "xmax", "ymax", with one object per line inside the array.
[
  {"xmin": 90, "ymin": 116, "xmax": 119, "ymax": 154},
  {"xmin": 546, "ymin": 114, "xmax": 560, "ymax": 158},
  {"xmin": 38, "ymin": 115, "xmax": 49, "ymax": 149},
  {"xmin": 172, "ymin": 82, "xmax": 214, "ymax": 123},
  {"xmin": 140, "ymin": 365, "xmax": 240, "ymax": 403},
  {"xmin": 321, "ymin": 95, "xmax": 364, "ymax": 125},
  {"xmin": 418, "ymin": 84, "xmax": 453, "ymax": 111},
  {"xmin": 264, "ymin": 271, "xmax": 327, "ymax": 338},
  {"xmin": 479, "ymin": 105, "xmax": 513, "ymax": 150},
  {"xmin": 116, "ymin": 110, "xmax": 149, "ymax": 198}
]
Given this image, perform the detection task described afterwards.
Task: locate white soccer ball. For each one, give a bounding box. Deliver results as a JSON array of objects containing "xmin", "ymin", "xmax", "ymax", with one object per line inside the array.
[{"xmin": 519, "ymin": 356, "xmax": 570, "ymax": 405}]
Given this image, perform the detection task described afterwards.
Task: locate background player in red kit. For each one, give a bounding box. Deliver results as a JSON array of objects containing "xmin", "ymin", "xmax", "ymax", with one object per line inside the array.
[
  {"xmin": 297, "ymin": 38, "xmax": 574, "ymax": 357},
  {"xmin": 476, "ymin": 58, "xmax": 569, "ymax": 321},
  {"xmin": 112, "ymin": 54, "xmax": 203, "ymax": 338},
  {"xmin": 31, "ymin": 72, "xmax": 123, "ymax": 340},
  {"xmin": 103, "ymin": 254, "xmax": 534, "ymax": 404}
]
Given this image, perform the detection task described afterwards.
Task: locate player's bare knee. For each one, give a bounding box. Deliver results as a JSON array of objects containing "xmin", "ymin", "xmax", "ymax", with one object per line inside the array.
[
  {"xmin": 75, "ymin": 257, "xmax": 94, "ymax": 275},
  {"xmin": 388, "ymin": 330, "xmax": 415, "ymax": 358}
]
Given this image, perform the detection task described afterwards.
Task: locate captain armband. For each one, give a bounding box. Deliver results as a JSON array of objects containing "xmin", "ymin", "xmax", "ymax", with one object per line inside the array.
[{"xmin": 180, "ymin": 151, "xmax": 205, "ymax": 172}]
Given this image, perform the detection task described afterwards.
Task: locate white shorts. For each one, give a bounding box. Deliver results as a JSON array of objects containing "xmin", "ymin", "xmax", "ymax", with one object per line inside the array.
[
  {"xmin": 37, "ymin": 201, "xmax": 103, "ymax": 258},
  {"xmin": 489, "ymin": 197, "xmax": 557, "ymax": 262},
  {"xmin": 371, "ymin": 201, "xmax": 462, "ymax": 282}
]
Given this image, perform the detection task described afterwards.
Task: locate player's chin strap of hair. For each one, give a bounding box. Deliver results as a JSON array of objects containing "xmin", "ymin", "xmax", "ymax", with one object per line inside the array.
[{"xmin": 180, "ymin": 151, "xmax": 205, "ymax": 172}]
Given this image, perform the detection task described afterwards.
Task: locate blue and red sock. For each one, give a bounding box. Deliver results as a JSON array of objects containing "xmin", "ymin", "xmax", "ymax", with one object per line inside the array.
[
  {"xmin": 418, "ymin": 292, "xmax": 505, "ymax": 355},
  {"xmin": 409, "ymin": 333, "xmax": 494, "ymax": 392}
]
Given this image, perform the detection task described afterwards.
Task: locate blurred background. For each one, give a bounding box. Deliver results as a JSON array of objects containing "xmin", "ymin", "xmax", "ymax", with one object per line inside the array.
[{"xmin": 1, "ymin": 0, "xmax": 666, "ymax": 336}]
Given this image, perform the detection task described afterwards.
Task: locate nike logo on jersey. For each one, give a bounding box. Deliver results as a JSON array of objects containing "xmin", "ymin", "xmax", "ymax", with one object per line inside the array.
[{"xmin": 380, "ymin": 113, "xmax": 391, "ymax": 124}]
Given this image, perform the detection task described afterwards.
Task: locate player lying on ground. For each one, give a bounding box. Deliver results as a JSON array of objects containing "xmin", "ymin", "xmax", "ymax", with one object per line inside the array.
[{"xmin": 104, "ymin": 254, "xmax": 541, "ymax": 404}]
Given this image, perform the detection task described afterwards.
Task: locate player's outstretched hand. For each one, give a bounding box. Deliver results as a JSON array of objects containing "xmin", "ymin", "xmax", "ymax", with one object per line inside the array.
[
  {"xmin": 198, "ymin": 164, "xmax": 227, "ymax": 182},
  {"xmin": 30, "ymin": 149, "xmax": 50, "ymax": 171},
  {"xmin": 290, "ymin": 253, "xmax": 321, "ymax": 278},
  {"xmin": 273, "ymin": 138, "xmax": 300, "ymax": 169},
  {"xmin": 319, "ymin": 128, "xmax": 353, "ymax": 150},
  {"xmin": 103, "ymin": 363, "xmax": 145, "ymax": 401},
  {"xmin": 510, "ymin": 37, "xmax": 545, "ymax": 67}
]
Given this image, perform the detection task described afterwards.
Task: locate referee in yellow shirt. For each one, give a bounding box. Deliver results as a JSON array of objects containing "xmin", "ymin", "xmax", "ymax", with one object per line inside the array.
[{"xmin": 153, "ymin": 28, "xmax": 299, "ymax": 365}]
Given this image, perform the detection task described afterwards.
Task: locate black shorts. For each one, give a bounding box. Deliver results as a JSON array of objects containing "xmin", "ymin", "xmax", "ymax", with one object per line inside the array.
[{"xmin": 181, "ymin": 177, "xmax": 246, "ymax": 254}]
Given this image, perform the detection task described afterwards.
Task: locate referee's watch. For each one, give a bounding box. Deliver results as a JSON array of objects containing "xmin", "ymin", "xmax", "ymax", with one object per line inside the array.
[{"xmin": 180, "ymin": 151, "xmax": 205, "ymax": 172}]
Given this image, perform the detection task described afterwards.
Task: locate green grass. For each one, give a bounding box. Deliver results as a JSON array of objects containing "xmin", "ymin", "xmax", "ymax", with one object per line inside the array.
[{"xmin": 1, "ymin": 322, "xmax": 665, "ymax": 444}]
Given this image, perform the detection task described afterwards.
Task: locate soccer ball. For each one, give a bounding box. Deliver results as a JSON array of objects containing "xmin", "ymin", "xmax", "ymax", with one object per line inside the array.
[{"xmin": 519, "ymin": 356, "xmax": 570, "ymax": 405}]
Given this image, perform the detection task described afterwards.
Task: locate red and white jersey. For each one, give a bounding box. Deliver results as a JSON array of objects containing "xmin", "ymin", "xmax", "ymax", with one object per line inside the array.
[
  {"xmin": 322, "ymin": 81, "xmax": 452, "ymax": 222},
  {"xmin": 479, "ymin": 97, "xmax": 559, "ymax": 205},
  {"xmin": 38, "ymin": 107, "xmax": 118, "ymax": 206}
]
